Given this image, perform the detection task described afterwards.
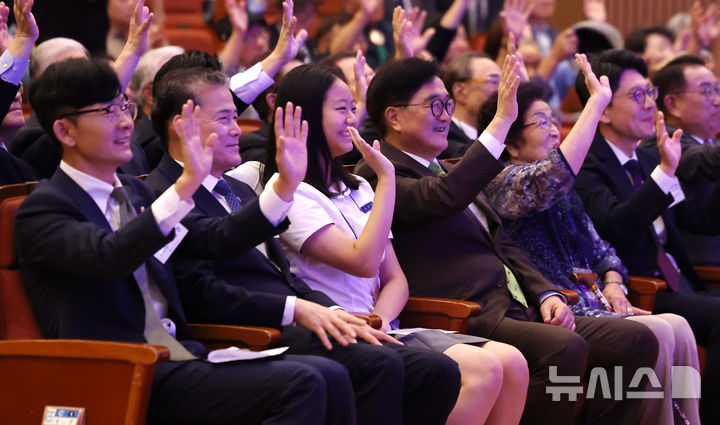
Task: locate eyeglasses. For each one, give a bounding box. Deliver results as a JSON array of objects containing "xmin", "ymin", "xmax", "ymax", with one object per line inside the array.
[
  {"xmin": 464, "ymin": 76, "xmax": 500, "ymax": 87},
  {"xmin": 622, "ymin": 86, "xmax": 659, "ymax": 105},
  {"xmin": 521, "ymin": 114, "xmax": 560, "ymax": 131},
  {"xmin": 668, "ymin": 83, "xmax": 720, "ymax": 101},
  {"xmin": 395, "ymin": 97, "xmax": 456, "ymax": 118},
  {"xmin": 59, "ymin": 100, "xmax": 138, "ymax": 121}
]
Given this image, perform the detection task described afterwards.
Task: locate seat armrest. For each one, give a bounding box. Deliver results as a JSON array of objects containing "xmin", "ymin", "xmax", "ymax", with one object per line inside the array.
[
  {"xmin": 627, "ymin": 276, "xmax": 666, "ymax": 294},
  {"xmin": 398, "ymin": 297, "xmax": 482, "ymax": 333},
  {"xmin": 187, "ymin": 323, "xmax": 282, "ymax": 351},
  {"xmin": 694, "ymin": 266, "xmax": 720, "ymax": 290}
]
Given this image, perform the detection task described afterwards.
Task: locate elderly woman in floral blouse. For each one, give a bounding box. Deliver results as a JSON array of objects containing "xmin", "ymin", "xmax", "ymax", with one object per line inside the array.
[{"xmin": 480, "ymin": 54, "xmax": 699, "ymax": 425}]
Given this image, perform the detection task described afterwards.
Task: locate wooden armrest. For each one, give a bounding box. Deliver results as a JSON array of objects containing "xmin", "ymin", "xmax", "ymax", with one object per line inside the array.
[
  {"xmin": 353, "ymin": 314, "xmax": 383, "ymax": 330},
  {"xmin": 558, "ymin": 289, "xmax": 579, "ymax": 305},
  {"xmin": 188, "ymin": 323, "xmax": 282, "ymax": 351},
  {"xmin": 0, "ymin": 339, "xmax": 169, "ymax": 363},
  {"xmin": 398, "ymin": 297, "xmax": 482, "ymax": 333},
  {"xmin": 694, "ymin": 266, "xmax": 720, "ymax": 289},
  {"xmin": 627, "ymin": 276, "xmax": 667, "ymax": 294},
  {"xmin": 0, "ymin": 339, "xmax": 166, "ymax": 424}
]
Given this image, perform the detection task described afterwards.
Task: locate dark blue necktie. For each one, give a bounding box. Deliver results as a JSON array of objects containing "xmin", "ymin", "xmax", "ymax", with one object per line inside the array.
[
  {"xmin": 623, "ymin": 159, "xmax": 643, "ymax": 190},
  {"xmin": 214, "ymin": 178, "xmax": 242, "ymax": 212}
]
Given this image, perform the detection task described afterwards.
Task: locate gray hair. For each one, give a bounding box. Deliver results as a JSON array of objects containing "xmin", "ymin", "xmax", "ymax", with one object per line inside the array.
[
  {"xmin": 129, "ymin": 45, "xmax": 185, "ymax": 105},
  {"xmin": 29, "ymin": 37, "xmax": 89, "ymax": 78}
]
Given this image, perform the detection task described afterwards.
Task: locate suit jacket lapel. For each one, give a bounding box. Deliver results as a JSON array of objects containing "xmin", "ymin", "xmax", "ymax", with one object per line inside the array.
[{"xmin": 591, "ymin": 132, "xmax": 636, "ymax": 201}]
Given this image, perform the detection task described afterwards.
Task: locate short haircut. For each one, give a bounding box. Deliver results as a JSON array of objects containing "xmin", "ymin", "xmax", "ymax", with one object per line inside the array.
[
  {"xmin": 262, "ymin": 64, "xmax": 359, "ymax": 197},
  {"xmin": 575, "ymin": 49, "xmax": 648, "ymax": 106},
  {"xmin": 625, "ymin": 26, "xmax": 675, "ymax": 54},
  {"xmin": 651, "ymin": 54, "xmax": 706, "ymax": 113},
  {"xmin": 128, "ymin": 45, "xmax": 185, "ymax": 105},
  {"xmin": 151, "ymin": 67, "xmax": 228, "ymax": 146},
  {"xmin": 29, "ymin": 37, "xmax": 89, "ymax": 79},
  {"xmin": 367, "ymin": 58, "xmax": 440, "ymax": 137},
  {"xmin": 442, "ymin": 52, "xmax": 492, "ymax": 93},
  {"xmin": 478, "ymin": 82, "xmax": 546, "ymax": 161},
  {"xmin": 317, "ymin": 51, "xmax": 357, "ymax": 70},
  {"xmin": 152, "ymin": 50, "xmax": 223, "ymax": 100},
  {"xmin": 29, "ymin": 58, "xmax": 121, "ymax": 145}
]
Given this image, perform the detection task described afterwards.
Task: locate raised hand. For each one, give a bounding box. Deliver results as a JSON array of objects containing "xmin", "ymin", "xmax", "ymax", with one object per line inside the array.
[
  {"xmin": 348, "ymin": 127, "xmax": 394, "ymax": 179},
  {"xmin": 656, "ymin": 110, "xmax": 683, "ymax": 176},
  {"xmin": 173, "ymin": 100, "xmax": 216, "ymax": 200},
  {"xmin": 583, "ymin": 0, "xmax": 607, "ymax": 22},
  {"xmin": 392, "ymin": 6, "xmax": 435, "ymax": 60},
  {"xmin": 125, "ymin": 0, "xmax": 154, "ymax": 57},
  {"xmin": 507, "ymin": 33, "xmax": 529, "ymax": 82},
  {"xmin": 691, "ymin": 1, "xmax": 720, "ymax": 48},
  {"xmin": 496, "ymin": 54, "xmax": 521, "ymax": 122},
  {"xmin": 549, "ymin": 28, "xmax": 578, "ymax": 62},
  {"xmin": 7, "ymin": 0, "xmax": 38, "ymax": 60},
  {"xmin": 273, "ymin": 101, "xmax": 308, "ymax": 201},
  {"xmin": 500, "ymin": 0, "xmax": 532, "ymax": 42},
  {"xmin": 361, "ymin": 0, "xmax": 380, "ymax": 19},
  {"xmin": 0, "ymin": 2, "xmax": 11, "ymax": 52},
  {"xmin": 350, "ymin": 50, "xmax": 370, "ymax": 122},
  {"xmin": 575, "ymin": 53, "xmax": 611, "ymax": 107},
  {"xmin": 226, "ymin": 0, "xmax": 249, "ymax": 35},
  {"xmin": 273, "ymin": 0, "xmax": 308, "ymax": 65}
]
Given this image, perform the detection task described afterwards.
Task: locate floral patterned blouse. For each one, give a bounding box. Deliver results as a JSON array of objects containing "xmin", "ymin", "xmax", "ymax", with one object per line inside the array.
[{"xmin": 483, "ymin": 148, "xmax": 629, "ymax": 318}]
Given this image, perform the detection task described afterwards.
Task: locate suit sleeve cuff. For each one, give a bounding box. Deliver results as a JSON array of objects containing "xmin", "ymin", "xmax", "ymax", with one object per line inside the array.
[
  {"xmin": 477, "ymin": 130, "xmax": 506, "ymax": 160},
  {"xmin": 538, "ymin": 290, "xmax": 567, "ymax": 304},
  {"xmin": 282, "ymin": 296, "xmax": 297, "ymax": 326},
  {"xmin": 259, "ymin": 175, "xmax": 293, "ymax": 226},
  {"xmin": 229, "ymin": 62, "xmax": 275, "ymax": 104},
  {"xmin": 0, "ymin": 49, "xmax": 28, "ymax": 85},
  {"xmin": 151, "ymin": 185, "xmax": 195, "ymax": 235},
  {"xmin": 650, "ymin": 166, "xmax": 685, "ymax": 206}
]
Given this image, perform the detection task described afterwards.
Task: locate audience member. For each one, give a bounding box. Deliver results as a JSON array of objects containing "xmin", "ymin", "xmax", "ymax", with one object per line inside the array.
[{"xmin": 355, "ymin": 56, "xmax": 659, "ymax": 425}]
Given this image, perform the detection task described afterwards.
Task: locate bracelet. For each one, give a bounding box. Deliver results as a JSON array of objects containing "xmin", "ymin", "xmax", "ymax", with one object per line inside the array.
[{"xmin": 604, "ymin": 280, "xmax": 623, "ymax": 286}]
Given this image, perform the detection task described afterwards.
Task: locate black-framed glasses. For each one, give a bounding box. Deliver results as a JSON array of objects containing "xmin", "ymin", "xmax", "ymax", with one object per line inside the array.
[
  {"xmin": 521, "ymin": 114, "xmax": 560, "ymax": 131},
  {"xmin": 59, "ymin": 100, "xmax": 138, "ymax": 121},
  {"xmin": 395, "ymin": 97, "xmax": 456, "ymax": 118},
  {"xmin": 622, "ymin": 86, "xmax": 659, "ymax": 105},
  {"xmin": 668, "ymin": 83, "xmax": 720, "ymax": 101}
]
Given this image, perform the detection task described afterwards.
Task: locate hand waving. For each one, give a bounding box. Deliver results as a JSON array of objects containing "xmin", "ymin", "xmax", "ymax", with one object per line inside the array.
[
  {"xmin": 126, "ymin": 0, "xmax": 154, "ymax": 57},
  {"xmin": 273, "ymin": 101, "xmax": 309, "ymax": 201},
  {"xmin": 273, "ymin": 0, "xmax": 309, "ymax": 64},
  {"xmin": 348, "ymin": 127, "xmax": 394, "ymax": 179},
  {"xmin": 583, "ymin": 0, "xmax": 607, "ymax": 22},
  {"xmin": 173, "ymin": 100, "xmax": 216, "ymax": 196},
  {"xmin": 575, "ymin": 53, "xmax": 611, "ymax": 108},
  {"xmin": 500, "ymin": 0, "xmax": 532, "ymax": 42},
  {"xmin": 656, "ymin": 110, "xmax": 682, "ymax": 176},
  {"xmin": 495, "ymin": 54, "xmax": 522, "ymax": 123},
  {"xmin": 226, "ymin": 0, "xmax": 249, "ymax": 35}
]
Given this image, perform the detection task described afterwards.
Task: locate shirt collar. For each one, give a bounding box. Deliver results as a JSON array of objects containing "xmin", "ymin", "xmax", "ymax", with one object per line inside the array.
[
  {"xmin": 452, "ymin": 117, "xmax": 478, "ymax": 140},
  {"xmin": 401, "ymin": 150, "xmax": 445, "ymax": 172},
  {"xmin": 603, "ymin": 138, "xmax": 638, "ymax": 165},
  {"xmin": 689, "ymin": 134, "xmax": 707, "ymax": 145},
  {"xmin": 59, "ymin": 160, "xmax": 122, "ymax": 214}
]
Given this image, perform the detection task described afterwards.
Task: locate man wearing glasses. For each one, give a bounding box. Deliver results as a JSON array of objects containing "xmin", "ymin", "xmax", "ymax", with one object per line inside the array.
[
  {"xmin": 642, "ymin": 55, "xmax": 720, "ymax": 267},
  {"xmin": 575, "ymin": 49, "xmax": 720, "ymax": 422},
  {"xmin": 441, "ymin": 52, "xmax": 501, "ymax": 159},
  {"xmin": 356, "ymin": 56, "xmax": 660, "ymax": 425}
]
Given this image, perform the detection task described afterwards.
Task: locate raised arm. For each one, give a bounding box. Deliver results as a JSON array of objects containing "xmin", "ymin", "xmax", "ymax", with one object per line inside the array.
[
  {"xmin": 6, "ymin": 0, "xmax": 38, "ymax": 60},
  {"xmin": 113, "ymin": 0, "xmax": 154, "ymax": 92},
  {"xmin": 259, "ymin": 0, "xmax": 308, "ymax": 78},
  {"xmin": 559, "ymin": 53, "xmax": 611, "ymax": 174},
  {"xmin": 329, "ymin": 0, "xmax": 378, "ymax": 55},
  {"xmin": 218, "ymin": 0, "xmax": 248, "ymax": 74},
  {"xmin": 300, "ymin": 129, "xmax": 395, "ymax": 278}
]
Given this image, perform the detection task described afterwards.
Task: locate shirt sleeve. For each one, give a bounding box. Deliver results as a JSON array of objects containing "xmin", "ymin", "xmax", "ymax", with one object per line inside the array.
[
  {"xmin": 279, "ymin": 181, "xmax": 335, "ymax": 252},
  {"xmin": 229, "ymin": 62, "xmax": 275, "ymax": 104},
  {"xmin": 477, "ymin": 129, "xmax": 506, "ymax": 160},
  {"xmin": 150, "ymin": 184, "xmax": 195, "ymax": 236},
  {"xmin": 0, "ymin": 49, "xmax": 28, "ymax": 85},
  {"xmin": 650, "ymin": 166, "xmax": 685, "ymax": 205},
  {"xmin": 258, "ymin": 177, "xmax": 293, "ymax": 226},
  {"xmin": 282, "ymin": 296, "xmax": 297, "ymax": 326}
]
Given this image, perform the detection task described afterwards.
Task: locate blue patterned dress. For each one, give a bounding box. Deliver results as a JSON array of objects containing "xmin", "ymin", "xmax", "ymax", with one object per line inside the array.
[{"xmin": 483, "ymin": 148, "xmax": 629, "ymax": 318}]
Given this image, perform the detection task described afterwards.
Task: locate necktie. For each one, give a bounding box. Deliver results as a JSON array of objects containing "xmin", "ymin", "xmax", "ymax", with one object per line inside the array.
[
  {"xmin": 504, "ymin": 265, "xmax": 528, "ymax": 308},
  {"xmin": 656, "ymin": 246, "xmax": 680, "ymax": 292},
  {"xmin": 214, "ymin": 178, "xmax": 242, "ymax": 212},
  {"xmin": 623, "ymin": 159, "xmax": 643, "ymax": 189},
  {"xmin": 428, "ymin": 162, "xmax": 446, "ymax": 176},
  {"xmin": 109, "ymin": 187, "xmax": 197, "ymax": 361}
]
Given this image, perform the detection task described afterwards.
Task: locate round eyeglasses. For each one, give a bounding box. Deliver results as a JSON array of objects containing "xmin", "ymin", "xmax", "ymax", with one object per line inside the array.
[
  {"xmin": 622, "ymin": 86, "xmax": 659, "ymax": 105},
  {"xmin": 395, "ymin": 97, "xmax": 456, "ymax": 118},
  {"xmin": 59, "ymin": 100, "xmax": 138, "ymax": 122},
  {"xmin": 521, "ymin": 114, "xmax": 560, "ymax": 131}
]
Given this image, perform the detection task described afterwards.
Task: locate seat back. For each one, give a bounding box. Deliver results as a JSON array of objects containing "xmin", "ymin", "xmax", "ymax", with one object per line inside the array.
[{"xmin": 0, "ymin": 184, "xmax": 41, "ymax": 340}]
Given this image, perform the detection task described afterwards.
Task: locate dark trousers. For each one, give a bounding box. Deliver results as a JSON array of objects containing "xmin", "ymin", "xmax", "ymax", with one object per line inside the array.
[
  {"xmin": 654, "ymin": 286, "xmax": 720, "ymax": 423},
  {"xmin": 479, "ymin": 315, "xmax": 659, "ymax": 425},
  {"xmin": 148, "ymin": 354, "xmax": 348, "ymax": 425},
  {"xmin": 295, "ymin": 340, "xmax": 461, "ymax": 425}
]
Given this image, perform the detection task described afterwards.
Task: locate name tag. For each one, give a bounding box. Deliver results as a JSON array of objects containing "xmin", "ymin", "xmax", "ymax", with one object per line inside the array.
[
  {"xmin": 154, "ymin": 222, "xmax": 188, "ymax": 264},
  {"xmin": 359, "ymin": 201, "xmax": 373, "ymax": 213}
]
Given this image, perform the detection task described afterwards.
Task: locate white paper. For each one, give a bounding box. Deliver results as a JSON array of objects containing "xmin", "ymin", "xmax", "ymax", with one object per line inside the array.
[
  {"xmin": 207, "ymin": 346, "xmax": 289, "ymax": 363},
  {"xmin": 154, "ymin": 222, "xmax": 189, "ymax": 264},
  {"xmin": 387, "ymin": 327, "xmax": 457, "ymax": 336}
]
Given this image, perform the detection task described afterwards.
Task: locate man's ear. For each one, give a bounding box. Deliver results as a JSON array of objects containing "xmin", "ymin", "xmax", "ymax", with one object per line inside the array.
[
  {"xmin": 52, "ymin": 119, "xmax": 76, "ymax": 148},
  {"xmin": 505, "ymin": 143, "xmax": 520, "ymax": 160},
  {"xmin": 266, "ymin": 92, "xmax": 277, "ymax": 112},
  {"xmin": 142, "ymin": 83, "xmax": 153, "ymax": 108},
  {"xmin": 452, "ymin": 82, "xmax": 466, "ymax": 104},
  {"xmin": 599, "ymin": 104, "xmax": 612, "ymax": 124},
  {"xmin": 385, "ymin": 106, "xmax": 402, "ymax": 132},
  {"xmin": 663, "ymin": 94, "xmax": 680, "ymax": 118}
]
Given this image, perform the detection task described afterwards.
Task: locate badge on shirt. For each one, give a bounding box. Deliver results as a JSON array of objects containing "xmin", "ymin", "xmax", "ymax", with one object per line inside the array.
[
  {"xmin": 154, "ymin": 222, "xmax": 188, "ymax": 264},
  {"xmin": 359, "ymin": 201, "xmax": 373, "ymax": 214}
]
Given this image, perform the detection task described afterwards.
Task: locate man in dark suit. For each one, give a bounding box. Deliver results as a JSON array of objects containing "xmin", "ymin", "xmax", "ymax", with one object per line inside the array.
[
  {"xmin": 574, "ymin": 49, "xmax": 720, "ymax": 422},
  {"xmin": 440, "ymin": 52, "xmax": 501, "ymax": 159},
  {"xmin": 145, "ymin": 64, "xmax": 463, "ymax": 425},
  {"xmin": 642, "ymin": 55, "xmax": 720, "ymax": 266},
  {"xmin": 356, "ymin": 56, "xmax": 659, "ymax": 425},
  {"xmin": 16, "ymin": 55, "xmax": 358, "ymax": 425}
]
